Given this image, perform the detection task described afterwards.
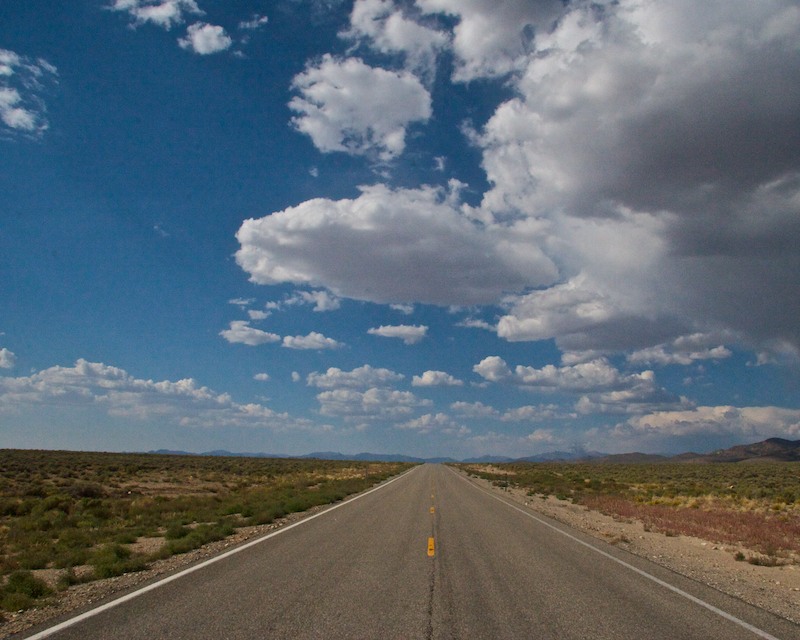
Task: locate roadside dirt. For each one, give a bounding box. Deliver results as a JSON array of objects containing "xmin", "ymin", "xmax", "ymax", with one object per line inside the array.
[{"xmin": 3, "ymin": 472, "xmax": 799, "ymax": 637}]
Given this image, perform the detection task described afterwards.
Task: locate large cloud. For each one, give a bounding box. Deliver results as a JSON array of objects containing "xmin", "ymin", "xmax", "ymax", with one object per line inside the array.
[
  {"xmin": 289, "ymin": 55, "xmax": 432, "ymax": 161},
  {"xmin": 236, "ymin": 183, "xmax": 557, "ymax": 306},
  {"xmin": 478, "ymin": 0, "xmax": 800, "ymax": 354}
]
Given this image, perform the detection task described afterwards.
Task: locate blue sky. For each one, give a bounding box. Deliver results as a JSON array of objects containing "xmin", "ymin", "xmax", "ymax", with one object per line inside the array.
[{"xmin": 1, "ymin": 0, "xmax": 799, "ymax": 459}]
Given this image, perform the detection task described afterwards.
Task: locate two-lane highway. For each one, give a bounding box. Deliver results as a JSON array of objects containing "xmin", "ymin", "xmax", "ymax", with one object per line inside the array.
[{"xmin": 19, "ymin": 465, "xmax": 800, "ymax": 639}]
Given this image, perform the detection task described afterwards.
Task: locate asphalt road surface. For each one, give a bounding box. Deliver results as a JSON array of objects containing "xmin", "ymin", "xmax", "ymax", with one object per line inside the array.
[{"xmin": 19, "ymin": 464, "xmax": 800, "ymax": 639}]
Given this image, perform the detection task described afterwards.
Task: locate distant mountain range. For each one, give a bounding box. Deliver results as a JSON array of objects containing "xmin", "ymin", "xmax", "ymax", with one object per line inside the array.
[{"xmin": 149, "ymin": 438, "xmax": 800, "ymax": 464}]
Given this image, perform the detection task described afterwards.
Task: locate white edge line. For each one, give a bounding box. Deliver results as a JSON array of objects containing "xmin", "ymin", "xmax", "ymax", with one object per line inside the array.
[
  {"xmin": 23, "ymin": 466, "xmax": 419, "ymax": 640},
  {"xmin": 451, "ymin": 468, "xmax": 783, "ymax": 640}
]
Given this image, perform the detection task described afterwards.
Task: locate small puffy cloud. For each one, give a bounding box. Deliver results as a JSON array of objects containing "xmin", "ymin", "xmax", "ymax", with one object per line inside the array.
[
  {"xmin": 412, "ymin": 370, "xmax": 463, "ymax": 387},
  {"xmin": 235, "ymin": 183, "xmax": 557, "ymax": 306},
  {"xmin": 501, "ymin": 405, "xmax": 564, "ymax": 422},
  {"xmin": 457, "ymin": 317, "xmax": 495, "ymax": 331},
  {"xmin": 109, "ymin": 0, "xmax": 202, "ymax": 29},
  {"xmin": 317, "ymin": 387, "xmax": 430, "ymax": 421},
  {"xmin": 475, "ymin": 354, "xmax": 645, "ymax": 393},
  {"xmin": 282, "ymin": 332, "xmax": 343, "ymax": 350},
  {"xmin": 289, "ymin": 55, "xmax": 431, "ymax": 161},
  {"xmin": 0, "ymin": 348, "xmax": 16, "ymax": 369},
  {"xmin": 307, "ymin": 364, "xmax": 404, "ymax": 389},
  {"xmin": 368, "ymin": 324, "xmax": 427, "ymax": 345},
  {"xmin": 253, "ymin": 372, "xmax": 270, "ymax": 381},
  {"xmin": 296, "ymin": 290, "xmax": 341, "ymax": 312},
  {"xmin": 0, "ymin": 49, "xmax": 57, "ymax": 136},
  {"xmin": 451, "ymin": 401, "xmax": 499, "ymax": 418},
  {"xmin": 628, "ymin": 334, "xmax": 733, "ymax": 366},
  {"xmin": 526, "ymin": 428, "xmax": 558, "ymax": 445},
  {"xmin": 0, "ymin": 359, "xmax": 311, "ymax": 430},
  {"xmin": 391, "ymin": 303, "xmax": 414, "ymax": 315},
  {"xmin": 451, "ymin": 400, "xmax": 566, "ymax": 422},
  {"xmin": 575, "ymin": 377, "xmax": 692, "ymax": 416},
  {"xmin": 264, "ymin": 290, "xmax": 340, "ymax": 313},
  {"xmin": 239, "ymin": 14, "xmax": 268, "ymax": 31},
  {"xmin": 179, "ymin": 23, "xmax": 232, "ymax": 54},
  {"xmin": 396, "ymin": 412, "xmax": 469, "ymax": 435},
  {"xmin": 219, "ymin": 321, "xmax": 280, "ymax": 346},
  {"xmin": 228, "ymin": 297, "xmax": 255, "ymax": 307},
  {"xmin": 512, "ymin": 359, "xmax": 635, "ymax": 392},
  {"xmin": 248, "ymin": 309, "xmax": 270, "ymax": 320},
  {"xmin": 472, "ymin": 356, "xmax": 511, "ymax": 383}
]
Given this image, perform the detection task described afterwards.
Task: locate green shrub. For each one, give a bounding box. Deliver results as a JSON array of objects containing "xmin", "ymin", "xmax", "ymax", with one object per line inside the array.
[
  {"xmin": 90, "ymin": 544, "xmax": 148, "ymax": 579},
  {"xmin": 0, "ymin": 571, "xmax": 52, "ymax": 612}
]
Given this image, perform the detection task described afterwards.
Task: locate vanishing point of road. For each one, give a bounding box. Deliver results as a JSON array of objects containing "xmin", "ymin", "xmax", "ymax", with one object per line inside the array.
[{"xmin": 18, "ymin": 464, "xmax": 800, "ymax": 640}]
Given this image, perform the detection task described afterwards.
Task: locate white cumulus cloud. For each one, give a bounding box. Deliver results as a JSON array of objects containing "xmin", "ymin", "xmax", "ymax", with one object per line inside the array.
[
  {"xmin": 0, "ymin": 49, "xmax": 57, "ymax": 136},
  {"xmin": 342, "ymin": 0, "xmax": 448, "ymax": 80},
  {"xmin": 0, "ymin": 348, "xmax": 16, "ymax": 369},
  {"xmin": 289, "ymin": 55, "xmax": 431, "ymax": 161},
  {"xmin": 219, "ymin": 321, "xmax": 280, "ymax": 346},
  {"xmin": 317, "ymin": 387, "xmax": 430, "ymax": 421},
  {"xmin": 109, "ymin": 0, "xmax": 202, "ymax": 29},
  {"xmin": 179, "ymin": 22, "xmax": 232, "ymax": 54},
  {"xmin": 396, "ymin": 412, "xmax": 469, "ymax": 435},
  {"xmin": 476, "ymin": 0, "xmax": 800, "ymax": 355},
  {"xmin": 412, "ymin": 370, "xmax": 463, "ymax": 387},
  {"xmin": 368, "ymin": 324, "xmax": 428, "ymax": 345},
  {"xmin": 628, "ymin": 333, "xmax": 733, "ymax": 366},
  {"xmin": 282, "ymin": 332, "xmax": 343, "ymax": 350},
  {"xmin": 236, "ymin": 184, "xmax": 557, "ymax": 306},
  {"xmin": 417, "ymin": 0, "xmax": 564, "ymax": 81},
  {"xmin": 307, "ymin": 365, "xmax": 404, "ymax": 388}
]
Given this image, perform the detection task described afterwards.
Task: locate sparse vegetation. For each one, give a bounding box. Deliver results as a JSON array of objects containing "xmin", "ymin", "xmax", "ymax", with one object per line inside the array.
[
  {"xmin": 457, "ymin": 461, "xmax": 800, "ymax": 565},
  {"xmin": 0, "ymin": 449, "xmax": 413, "ymax": 612}
]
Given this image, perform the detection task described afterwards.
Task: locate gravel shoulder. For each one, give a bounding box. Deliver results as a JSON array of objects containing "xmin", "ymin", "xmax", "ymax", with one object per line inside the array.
[{"xmin": 3, "ymin": 469, "xmax": 799, "ymax": 637}]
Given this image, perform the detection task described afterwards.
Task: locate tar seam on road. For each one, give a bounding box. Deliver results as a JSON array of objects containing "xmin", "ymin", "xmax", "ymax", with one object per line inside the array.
[
  {"xmin": 450, "ymin": 468, "xmax": 782, "ymax": 640},
  {"xmin": 22, "ymin": 466, "xmax": 421, "ymax": 640}
]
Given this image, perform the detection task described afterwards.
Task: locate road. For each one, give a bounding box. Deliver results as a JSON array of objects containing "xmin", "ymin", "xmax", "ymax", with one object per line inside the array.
[{"xmin": 20, "ymin": 464, "xmax": 800, "ymax": 639}]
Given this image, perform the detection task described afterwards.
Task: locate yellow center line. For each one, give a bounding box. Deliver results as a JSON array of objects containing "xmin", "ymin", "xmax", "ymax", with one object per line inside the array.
[{"xmin": 427, "ymin": 536, "xmax": 435, "ymax": 557}]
